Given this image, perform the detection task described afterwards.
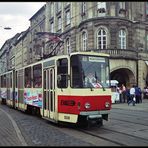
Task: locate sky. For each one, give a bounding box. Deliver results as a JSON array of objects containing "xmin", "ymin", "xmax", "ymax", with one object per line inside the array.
[{"xmin": 0, "ymin": 2, "xmax": 46, "ymax": 48}]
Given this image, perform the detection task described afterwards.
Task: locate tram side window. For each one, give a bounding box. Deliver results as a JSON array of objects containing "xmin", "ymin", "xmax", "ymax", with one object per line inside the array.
[
  {"xmin": 0, "ymin": 76, "xmax": 1, "ymax": 87},
  {"xmin": 16, "ymin": 71, "xmax": 18, "ymax": 88},
  {"xmin": 0, "ymin": 76, "xmax": 2, "ymax": 87},
  {"xmin": 1, "ymin": 76, "xmax": 3, "ymax": 87},
  {"xmin": 70, "ymin": 55, "xmax": 83, "ymax": 88},
  {"xmin": 57, "ymin": 58, "xmax": 68, "ymax": 88},
  {"xmin": 10, "ymin": 73, "xmax": 12, "ymax": 88},
  {"xmin": 6, "ymin": 74, "xmax": 10, "ymax": 88},
  {"xmin": 33, "ymin": 64, "xmax": 42, "ymax": 88},
  {"xmin": 2, "ymin": 75, "xmax": 6, "ymax": 88},
  {"xmin": 25, "ymin": 67, "xmax": 31, "ymax": 88}
]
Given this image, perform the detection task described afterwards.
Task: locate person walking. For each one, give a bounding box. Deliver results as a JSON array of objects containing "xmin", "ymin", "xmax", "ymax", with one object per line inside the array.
[
  {"xmin": 135, "ymin": 85, "xmax": 142, "ymax": 104},
  {"xmin": 128, "ymin": 85, "xmax": 136, "ymax": 106},
  {"xmin": 125, "ymin": 88, "xmax": 130, "ymax": 103}
]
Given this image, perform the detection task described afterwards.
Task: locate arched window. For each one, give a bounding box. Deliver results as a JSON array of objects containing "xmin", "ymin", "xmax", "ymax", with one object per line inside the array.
[
  {"xmin": 82, "ymin": 31, "xmax": 87, "ymax": 51},
  {"xmin": 119, "ymin": 29, "xmax": 126, "ymax": 49},
  {"xmin": 97, "ymin": 28, "xmax": 107, "ymax": 49},
  {"xmin": 66, "ymin": 38, "xmax": 71, "ymax": 54}
]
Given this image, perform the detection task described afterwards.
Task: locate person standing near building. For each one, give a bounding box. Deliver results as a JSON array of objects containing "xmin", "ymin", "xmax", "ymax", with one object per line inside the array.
[
  {"xmin": 128, "ymin": 85, "xmax": 136, "ymax": 106},
  {"xmin": 121, "ymin": 84, "xmax": 126, "ymax": 103}
]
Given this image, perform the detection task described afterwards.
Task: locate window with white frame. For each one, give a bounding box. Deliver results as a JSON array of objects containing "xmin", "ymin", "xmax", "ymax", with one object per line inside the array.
[
  {"xmin": 146, "ymin": 2, "xmax": 148, "ymax": 16},
  {"xmin": 51, "ymin": 2, "xmax": 54, "ymax": 16},
  {"xmin": 119, "ymin": 29, "xmax": 126, "ymax": 49},
  {"xmin": 66, "ymin": 10, "xmax": 70, "ymax": 25},
  {"xmin": 97, "ymin": 28, "xmax": 107, "ymax": 49},
  {"xmin": 66, "ymin": 2, "xmax": 70, "ymax": 6},
  {"xmin": 57, "ymin": 2, "xmax": 62, "ymax": 12},
  {"xmin": 66, "ymin": 38, "xmax": 71, "ymax": 54},
  {"xmin": 82, "ymin": 31, "xmax": 87, "ymax": 51},
  {"xmin": 51, "ymin": 21, "xmax": 54, "ymax": 32},
  {"xmin": 39, "ymin": 23, "xmax": 44, "ymax": 32},
  {"xmin": 58, "ymin": 16, "xmax": 62, "ymax": 30},
  {"xmin": 34, "ymin": 29, "xmax": 37, "ymax": 38},
  {"xmin": 97, "ymin": 2, "xmax": 106, "ymax": 13},
  {"xmin": 30, "ymin": 32, "xmax": 32, "ymax": 42},
  {"xmin": 82, "ymin": 2, "xmax": 86, "ymax": 15},
  {"xmin": 119, "ymin": 2, "xmax": 125, "ymax": 10}
]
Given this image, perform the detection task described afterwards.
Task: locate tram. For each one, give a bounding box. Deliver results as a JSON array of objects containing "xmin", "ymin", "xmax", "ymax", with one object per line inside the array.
[{"xmin": 0, "ymin": 51, "xmax": 112, "ymax": 127}]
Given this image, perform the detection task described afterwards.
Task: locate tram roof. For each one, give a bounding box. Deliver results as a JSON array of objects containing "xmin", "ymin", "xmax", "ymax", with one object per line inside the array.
[
  {"xmin": 0, "ymin": 51, "xmax": 110, "ymax": 74},
  {"xmin": 70, "ymin": 51, "xmax": 110, "ymax": 57}
]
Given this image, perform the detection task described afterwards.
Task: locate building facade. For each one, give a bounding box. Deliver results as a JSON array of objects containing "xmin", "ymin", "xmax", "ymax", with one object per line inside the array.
[
  {"xmin": 44, "ymin": 2, "xmax": 148, "ymax": 89},
  {"xmin": 1, "ymin": 2, "xmax": 148, "ymax": 90}
]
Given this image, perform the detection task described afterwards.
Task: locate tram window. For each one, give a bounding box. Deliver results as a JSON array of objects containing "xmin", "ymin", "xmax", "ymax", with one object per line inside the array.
[
  {"xmin": 10, "ymin": 73, "xmax": 12, "ymax": 88},
  {"xmin": 1, "ymin": 77, "xmax": 2, "ymax": 87},
  {"xmin": 70, "ymin": 55, "xmax": 83, "ymax": 88},
  {"xmin": 25, "ymin": 67, "xmax": 31, "ymax": 88},
  {"xmin": 0, "ymin": 76, "xmax": 1, "ymax": 87},
  {"xmin": 44, "ymin": 71, "xmax": 46, "ymax": 89},
  {"xmin": 0, "ymin": 76, "xmax": 2, "ymax": 87},
  {"xmin": 33, "ymin": 64, "xmax": 42, "ymax": 88},
  {"xmin": 16, "ymin": 71, "xmax": 18, "ymax": 88},
  {"xmin": 6, "ymin": 74, "xmax": 9, "ymax": 88},
  {"xmin": 3, "ymin": 75, "xmax": 6, "ymax": 88},
  {"xmin": 57, "ymin": 58, "xmax": 68, "ymax": 88}
]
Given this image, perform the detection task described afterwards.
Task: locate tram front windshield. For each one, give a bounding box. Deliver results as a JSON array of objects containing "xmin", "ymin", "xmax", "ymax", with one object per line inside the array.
[{"xmin": 70, "ymin": 54, "xmax": 110, "ymax": 88}]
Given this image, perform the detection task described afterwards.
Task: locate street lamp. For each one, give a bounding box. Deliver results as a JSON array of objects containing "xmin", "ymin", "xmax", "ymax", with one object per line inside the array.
[
  {"xmin": 4, "ymin": 27, "xmax": 12, "ymax": 30},
  {"xmin": 0, "ymin": 26, "xmax": 12, "ymax": 30}
]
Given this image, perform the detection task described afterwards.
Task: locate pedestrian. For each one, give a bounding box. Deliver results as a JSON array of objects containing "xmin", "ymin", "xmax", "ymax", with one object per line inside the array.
[
  {"xmin": 119, "ymin": 86, "xmax": 122, "ymax": 103},
  {"xmin": 135, "ymin": 86, "xmax": 142, "ymax": 104},
  {"xmin": 121, "ymin": 84, "xmax": 126, "ymax": 103},
  {"xmin": 125, "ymin": 88, "xmax": 130, "ymax": 103},
  {"xmin": 138, "ymin": 87, "xmax": 142, "ymax": 103},
  {"xmin": 128, "ymin": 85, "xmax": 136, "ymax": 106},
  {"xmin": 144, "ymin": 86, "xmax": 148, "ymax": 99}
]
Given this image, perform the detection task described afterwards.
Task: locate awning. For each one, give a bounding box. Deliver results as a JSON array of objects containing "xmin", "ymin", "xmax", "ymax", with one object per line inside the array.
[{"xmin": 145, "ymin": 61, "xmax": 148, "ymax": 66}]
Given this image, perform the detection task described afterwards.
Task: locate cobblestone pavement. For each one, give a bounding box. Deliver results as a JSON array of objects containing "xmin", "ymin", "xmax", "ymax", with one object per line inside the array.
[
  {"xmin": 0, "ymin": 104, "xmax": 93, "ymax": 146},
  {"xmin": 0, "ymin": 108, "xmax": 26, "ymax": 146},
  {"xmin": 1, "ymin": 99, "xmax": 148, "ymax": 146},
  {"xmin": 112, "ymin": 99, "xmax": 148, "ymax": 111}
]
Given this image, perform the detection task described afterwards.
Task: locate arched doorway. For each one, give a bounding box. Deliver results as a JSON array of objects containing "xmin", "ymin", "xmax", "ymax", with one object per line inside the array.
[{"xmin": 110, "ymin": 68, "xmax": 135, "ymax": 88}]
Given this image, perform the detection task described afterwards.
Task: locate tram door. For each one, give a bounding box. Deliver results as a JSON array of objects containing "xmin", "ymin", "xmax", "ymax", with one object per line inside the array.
[
  {"xmin": 43, "ymin": 67, "xmax": 55, "ymax": 120},
  {"xmin": 12, "ymin": 70, "xmax": 16, "ymax": 108}
]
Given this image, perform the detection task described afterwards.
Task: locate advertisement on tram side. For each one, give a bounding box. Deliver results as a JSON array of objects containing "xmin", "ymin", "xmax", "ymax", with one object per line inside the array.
[{"xmin": 24, "ymin": 89, "xmax": 42, "ymax": 108}]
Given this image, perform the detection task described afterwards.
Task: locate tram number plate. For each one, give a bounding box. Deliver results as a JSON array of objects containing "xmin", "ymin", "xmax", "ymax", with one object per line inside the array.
[{"xmin": 64, "ymin": 116, "xmax": 70, "ymax": 120}]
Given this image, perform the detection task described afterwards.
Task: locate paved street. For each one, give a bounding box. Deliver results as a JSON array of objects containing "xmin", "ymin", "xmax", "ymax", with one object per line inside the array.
[
  {"xmin": 112, "ymin": 98, "xmax": 148, "ymax": 111},
  {"xmin": 0, "ymin": 99, "xmax": 148, "ymax": 146},
  {"xmin": 0, "ymin": 108, "xmax": 27, "ymax": 146}
]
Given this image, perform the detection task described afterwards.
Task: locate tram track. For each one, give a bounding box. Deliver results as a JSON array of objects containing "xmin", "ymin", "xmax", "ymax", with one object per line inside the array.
[
  {"xmin": 77, "ymin": 125, "xmax": 148, "ymax": 146},
  {"xmin": 1, "ymin": 102, "xmax": 148, "ymax": 146},
  {"xmin": 110, "ymin": 117, "xmax": 148, "ymax": 127},
  {"xmin": 111, "ymin": 109, "xmax": 148, "ymax": 117},
  {"xmin": 101, "ymin": 126, "xmax": 148, "ymax": 142},
  {"xmin": 77, "ymin": 128, "xmax": 126, "ymax": 146}
]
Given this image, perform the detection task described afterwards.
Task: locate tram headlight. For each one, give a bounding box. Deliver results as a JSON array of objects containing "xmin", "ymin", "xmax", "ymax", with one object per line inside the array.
[
  {"xmin": 85, "ymin": 102, "xmax": 91, "ymax": 109},
  {"xmin": 105, "ymin": 102, "xmax": 110, "ymax": 108}
]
